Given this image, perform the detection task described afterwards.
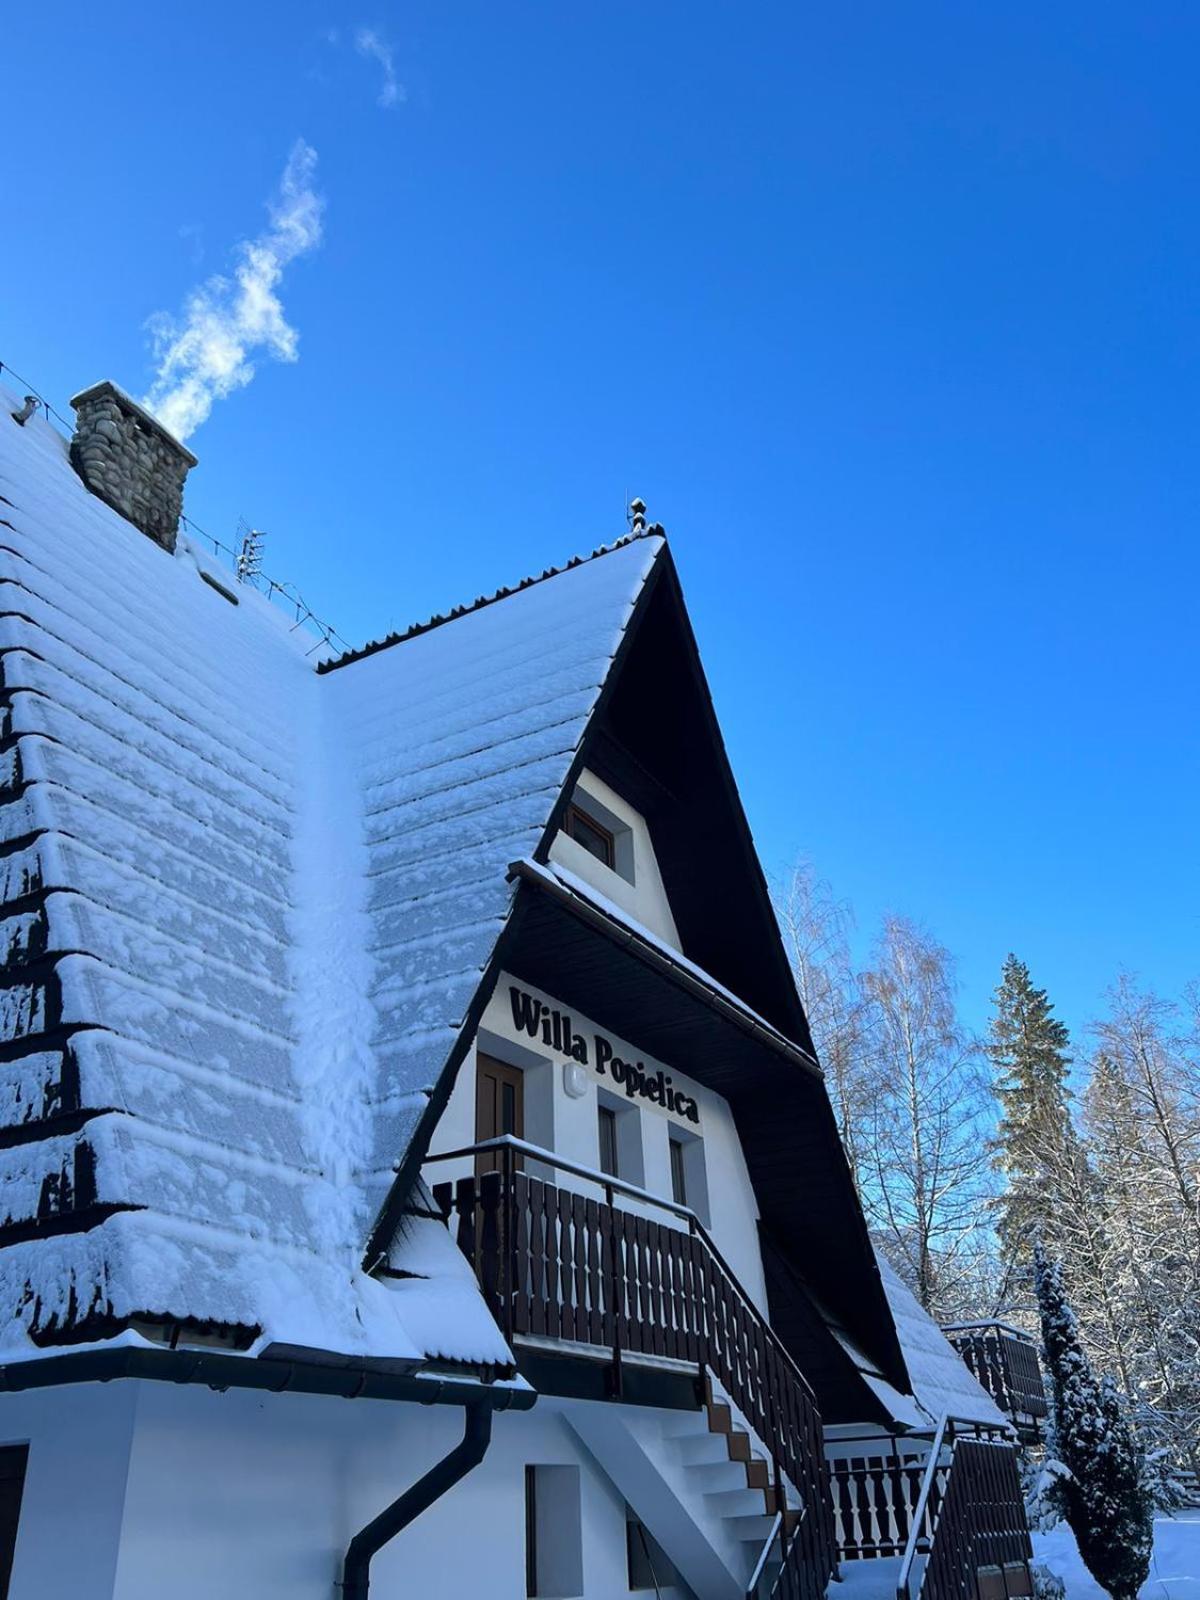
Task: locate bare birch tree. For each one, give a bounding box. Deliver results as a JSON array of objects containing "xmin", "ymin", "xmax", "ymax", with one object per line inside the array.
[
  {"xmin": 857, "ymin": 914, "xmax": 995, "ymax": 1317},
  {"xmin": 773, "ymin": 860, "xmax": 872, "ymax": 1191}
]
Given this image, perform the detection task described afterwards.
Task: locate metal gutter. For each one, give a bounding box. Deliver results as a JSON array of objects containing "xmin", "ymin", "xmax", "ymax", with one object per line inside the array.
[{"xmin": 0, "ymin": 1344, "xmax": 538, "ymax": 1410}]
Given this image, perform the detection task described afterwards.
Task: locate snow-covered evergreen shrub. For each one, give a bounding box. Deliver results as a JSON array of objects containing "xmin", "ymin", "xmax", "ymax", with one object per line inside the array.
[
  {"xmin": 1031, "ymin": 1563, "xmax": 1066, "ymax": 1600},
  {"xmin": 1023, "ymin": 1450, "xmax": 1071, "ymax": 1532},
  {"xmin": 1035, "ymin": 1245, "xmax": 1154, "ymax": 1600}
]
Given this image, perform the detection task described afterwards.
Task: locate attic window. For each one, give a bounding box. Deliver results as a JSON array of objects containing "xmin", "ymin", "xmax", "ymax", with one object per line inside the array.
[{"xmin": 564, "ymin": 803, "xmax": 615, "ymax": 869}]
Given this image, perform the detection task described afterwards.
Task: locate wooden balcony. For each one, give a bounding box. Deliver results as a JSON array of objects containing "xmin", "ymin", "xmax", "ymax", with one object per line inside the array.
[
  {"xmin": 940, "ymin": 1323, "xmax": 1048, "ymax": 1443},
  {"xmin": 427, "ymin": 1136, "xmax": 836, "ymax": 1600}
]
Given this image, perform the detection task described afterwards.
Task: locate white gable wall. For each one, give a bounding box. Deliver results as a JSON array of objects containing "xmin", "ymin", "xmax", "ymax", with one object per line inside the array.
[
  {"xmin": 425, "ymin": 974, "xmax": 768, "ymax": 1314},
  {"xmin": 3, "ymin": 1383, "xmax": 137, "ymax": 1600},
  {"xmin": 550, "ymin": 768, "xmax": 681, "ymax": 950}
]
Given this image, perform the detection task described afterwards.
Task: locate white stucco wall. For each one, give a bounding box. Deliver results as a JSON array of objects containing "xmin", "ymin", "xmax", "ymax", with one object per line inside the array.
[
  {"xmin": 2, "ymin": 1382, "xmax": 137, "ymax": 1600},
  {"xmin": 425, "ymin": 973, "xmax": 767, "ymax": 1314},
  {"xmin": 2, "ymin": 1380, "xmax": 692, "ymax": 1600},
  {"xmin": 549, "ymin": 769, "xmax": 681, "ymax": 950}
]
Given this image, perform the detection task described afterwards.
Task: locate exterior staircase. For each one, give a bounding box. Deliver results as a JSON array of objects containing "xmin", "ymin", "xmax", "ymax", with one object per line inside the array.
[{"xmin": 566, "ymin": 1375, "xmax": 800, "ymax": 1600}]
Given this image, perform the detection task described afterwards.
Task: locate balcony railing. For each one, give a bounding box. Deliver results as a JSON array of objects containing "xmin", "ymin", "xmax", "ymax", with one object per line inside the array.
[
  {"xmin": 830, "ymin": 1440, "xmax": 945, "ymax": 1560},
  {"xmin": 940, "ymin": 1323, "xmax": 1047, "ymax": 1440},
  {"xmin": 427, "ymin": 1135, "xmax": 836, "ymax": 1600}
]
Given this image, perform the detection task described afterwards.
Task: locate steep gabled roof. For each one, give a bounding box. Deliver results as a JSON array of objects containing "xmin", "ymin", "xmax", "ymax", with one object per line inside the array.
[
  {"xmin": 0, "ymin": 379, "xmax": 919, "ymax": 1417},
  {"xmin": 0, "ymin": 381, "xmax": 656, "ymax": 1367}
]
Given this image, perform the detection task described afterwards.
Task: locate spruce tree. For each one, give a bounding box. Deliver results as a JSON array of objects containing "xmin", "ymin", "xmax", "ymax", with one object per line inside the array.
[
  {"xmin": 1035, "ymin": 1245, "xmax": 1154, "ymax": 1600},
  {"xmin": 989, "ymin": 955, "xmax": 1075, "ymax": 1262}
]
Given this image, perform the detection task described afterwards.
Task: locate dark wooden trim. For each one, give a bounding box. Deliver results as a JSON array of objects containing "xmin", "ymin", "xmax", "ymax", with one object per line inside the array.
[
  {"xmin": 506, "ymin": 861, "xmax": 819, "ymax": 1075},
  {"xmin": 531, "ymin": 544, "xmax": 669, "ymax": 870}
]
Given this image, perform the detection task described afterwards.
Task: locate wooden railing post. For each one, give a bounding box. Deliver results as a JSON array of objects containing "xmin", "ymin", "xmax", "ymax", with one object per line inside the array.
[
  {"xmin": 605, "ymin": 1179, "xmax": 623, "ymax": 1397},
  {"xmin": 503, "ymin": 1140, "xmax": 517, "ymax": 1348}
]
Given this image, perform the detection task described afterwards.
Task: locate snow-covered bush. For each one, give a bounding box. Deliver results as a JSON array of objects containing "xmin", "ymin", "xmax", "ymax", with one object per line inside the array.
[
  {"xmin": 1024, "ymin": 1451, "xmax": 1071, "ymax": 1532},
  {"xmin": 1030, "ymin": 1563, "xmax": 1066, "ymax": 1600}
]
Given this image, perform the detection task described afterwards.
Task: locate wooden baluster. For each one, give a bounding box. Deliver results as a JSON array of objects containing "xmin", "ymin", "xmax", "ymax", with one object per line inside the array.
[
  {"xmin": 676, "ymin": 1227, "xmax": 693, "ymax": 1361},
  {"xmin": 527, "ymin": 1177, "xmax": 547, "ymax": 1337},
  {"xmin": 511, "ymin": 1170, "xmax": 530, "ymax": 1336},
  {"xmin": 600, "ymin": 1185, "xmax": 617, "ymax": 1346},
  {"xmin": 431, "ymin": 1180, "xmax": 453, "ymax": 1225},
  {"xmin": 585, "ymin": 1196, "xmax": 602, "ymax": 1346},
  {"xmin": 621, "ymin": 1214, "xmax": 640, "ymax": 1355},
  {"xmin": 557, "ymin": 1184, "xmax": 575, "ymax": 1341},
  {"xmin": 454, "ymin": 1176, "xmax": 478, "ymax": 1275},
  {"xmin": 620, "ymin": 1209, "xmax": 640, "ymax": 1350},
  {"xmin": 543, "ymin": 1181, "xmax": 561, "ymax": 1339},
  {"xmin": 571, "ymin": 1191, "xmax": 590, "ymax": 1347},
  {"xmin": 645, "ymin": 1220, "xmax": 666, "ymax": 1357},
  {"xmin": 478, "ymin": 1171, "xmax": 502, "ymax": 1318}
]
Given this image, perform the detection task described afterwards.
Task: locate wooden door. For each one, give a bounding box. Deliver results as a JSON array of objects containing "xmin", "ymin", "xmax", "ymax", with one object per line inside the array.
[{"xmin": 475, "ymin": 1053, "xmax": 524, "ymax": 1174}]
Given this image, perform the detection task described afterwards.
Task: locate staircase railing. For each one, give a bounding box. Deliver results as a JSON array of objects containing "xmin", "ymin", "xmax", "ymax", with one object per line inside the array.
[
  {"xmin": 427, "ymin": 1135, "xmax": 836, "ymax": 1600},
  {"xmin": 895, "ymin": 1417, "xmax": 1031, "ymax": 1600}
]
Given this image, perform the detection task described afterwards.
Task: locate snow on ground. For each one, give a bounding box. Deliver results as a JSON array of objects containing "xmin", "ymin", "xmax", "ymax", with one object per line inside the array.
[{"xmin": 1035, "ymin": 1515, "xmax": 1200, "ymax": 1600}]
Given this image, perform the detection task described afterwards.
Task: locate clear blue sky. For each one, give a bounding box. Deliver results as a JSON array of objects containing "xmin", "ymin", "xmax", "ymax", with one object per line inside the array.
[{"xmin": 4, "ymin": 3, "xmax": 1196, "ymax": 1045}]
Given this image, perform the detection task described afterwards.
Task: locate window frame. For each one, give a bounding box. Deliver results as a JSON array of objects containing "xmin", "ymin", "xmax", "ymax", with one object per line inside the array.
[
  {"xmin": 0, "ymin": 1445, "xmax": 28, "ymax": 1600},
  {"xmin": 597, "ymin": 1104, "xmax": 619, "ymax": 1178},
  {"xmin": 564, "ymin": 802, "xmax": 616, "ymax": 871},
  {"xmin": 524, "ymin": 1465, "xmax": 538, "ymax": 1598},
  {"xmin": 668, "ymin": 1135, "xmax": 688, "ymax": 1207}
]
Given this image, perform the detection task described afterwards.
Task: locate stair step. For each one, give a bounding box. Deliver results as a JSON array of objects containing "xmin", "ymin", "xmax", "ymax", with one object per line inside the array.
[
  {"xmin": 686, "ymin": 1458, "xmax": 757, "ymax": 1493},
  {"xmin": 704, "ymin": 1486, "xmax": 775, "ymax": 1518},
  {"xmin": 730, "ymin": 1513, "xmax": 781, "ymax": 1545},
  {"xmin": 675, "ymin": 1430, "xmax": 736, "ymax": 1466}
]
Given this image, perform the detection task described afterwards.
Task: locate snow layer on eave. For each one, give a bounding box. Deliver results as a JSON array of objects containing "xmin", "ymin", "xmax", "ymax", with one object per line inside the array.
[
  {"xmin": 323, "ymin": 535, "xmax": 664, "ymax": 1188},
  {"xmin": 0, "ymin": 389, "xmax": 513, "ymax": 1371}
]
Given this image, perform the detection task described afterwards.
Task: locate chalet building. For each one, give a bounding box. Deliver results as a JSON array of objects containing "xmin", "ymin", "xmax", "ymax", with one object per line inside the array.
[{"xmin": 0, "ymin": 377, "xmax": 1042, "ymax": 1600}]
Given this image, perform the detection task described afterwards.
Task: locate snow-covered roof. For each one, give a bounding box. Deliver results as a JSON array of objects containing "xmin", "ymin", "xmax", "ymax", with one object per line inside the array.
[
  {"xmin": 874, "ymin": 1255, "xmax": 1007, "ymax": 1430},
  {"xmin": 0, "ymin": 382, "xmax": 660, "ymax": 1371}
]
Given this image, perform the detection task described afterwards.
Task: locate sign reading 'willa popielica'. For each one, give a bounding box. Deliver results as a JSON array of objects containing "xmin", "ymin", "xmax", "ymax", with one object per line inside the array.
[{"xmin": 508, "ymin": 986, "xmax": 700, "ymax": 1125}]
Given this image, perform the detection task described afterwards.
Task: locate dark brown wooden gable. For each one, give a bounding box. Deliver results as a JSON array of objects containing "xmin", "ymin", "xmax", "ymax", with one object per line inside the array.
[{"xmin": 536, "ymin": 549, "xmax": 814, "ymax": 1052}]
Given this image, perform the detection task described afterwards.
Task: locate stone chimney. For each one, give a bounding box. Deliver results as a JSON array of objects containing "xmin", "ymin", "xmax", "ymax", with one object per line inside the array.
[{"xmin": 68, "ymin": 381, "xmax": 197, "ymax": 553}]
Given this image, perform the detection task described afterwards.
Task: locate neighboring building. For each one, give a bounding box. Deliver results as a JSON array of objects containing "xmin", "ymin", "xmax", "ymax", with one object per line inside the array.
[{"xmin": 0, "ymin": 377, "xmax": 1037, "ymax": 1600}]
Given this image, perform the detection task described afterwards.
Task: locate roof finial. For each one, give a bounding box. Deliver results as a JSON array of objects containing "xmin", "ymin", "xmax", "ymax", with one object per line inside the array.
[{"xmin": 629, "ymin": 497, "xmax": 647, "ymax": 535}]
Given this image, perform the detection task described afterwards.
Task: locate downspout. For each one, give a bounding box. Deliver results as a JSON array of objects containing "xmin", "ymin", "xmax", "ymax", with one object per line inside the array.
[{"xmin": 341, "ymin": 1399, "xmax": 494, "ymax": 1600}]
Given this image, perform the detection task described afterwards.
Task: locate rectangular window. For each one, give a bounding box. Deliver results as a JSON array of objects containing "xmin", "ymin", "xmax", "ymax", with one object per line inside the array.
[
  {"xmin": 669, "ymin": 1136, "xmax": 688, "ymax": 1207},
  {"xmin": 0, "ymin": 1446, "xmax": 27, "ymax": 1600},
  {"xmin": 565, "ymin": 803, "xmax": 615, "ymax": 869},
  {"xmin": 598, "ymin": 1105, "xmax": 619, "ymax": 1178}
]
